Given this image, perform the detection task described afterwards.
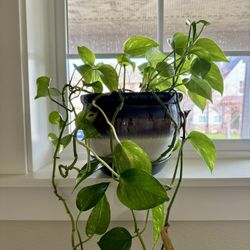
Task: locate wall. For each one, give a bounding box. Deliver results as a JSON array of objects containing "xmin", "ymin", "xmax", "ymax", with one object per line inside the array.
[
  {"xmin": 0, "ymin": 221, "xmax": 250, "ymax": 250},
  {"xmin": 0, "ymin": 0, "xmax": 27, "ymax": 174}
]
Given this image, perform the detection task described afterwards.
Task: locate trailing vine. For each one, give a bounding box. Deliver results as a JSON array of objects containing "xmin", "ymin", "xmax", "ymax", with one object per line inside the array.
[{"xmin": 35, "ymin": 20, "xmax": 227, "ymax": 249}]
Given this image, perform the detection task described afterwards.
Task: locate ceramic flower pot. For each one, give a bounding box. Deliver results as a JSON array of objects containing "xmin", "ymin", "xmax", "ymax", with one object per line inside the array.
[{"xmin": 81, "ymin": 91, "xmax": 181, "ymax": 174}]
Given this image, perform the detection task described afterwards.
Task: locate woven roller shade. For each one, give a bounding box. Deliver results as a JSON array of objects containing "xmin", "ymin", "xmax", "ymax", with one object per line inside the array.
[{"xmin": 67, "ymin": 0, "xmax": 250, "ymax": 54}]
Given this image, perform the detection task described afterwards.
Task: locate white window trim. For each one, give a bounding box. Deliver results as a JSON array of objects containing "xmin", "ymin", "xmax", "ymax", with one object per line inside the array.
[{"xmin": 63, "ymin": 0, "xmax": 250, "ymax": 158}]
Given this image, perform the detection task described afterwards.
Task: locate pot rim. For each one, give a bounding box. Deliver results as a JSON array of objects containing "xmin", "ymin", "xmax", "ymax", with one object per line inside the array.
[{"xmin": 81, "ymin": 91, "xmax": 183, "ymax": 106}]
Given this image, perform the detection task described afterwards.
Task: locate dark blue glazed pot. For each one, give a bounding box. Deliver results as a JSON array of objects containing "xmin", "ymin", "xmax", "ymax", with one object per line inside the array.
[{"xmin": 81, "ymin": 91, "xmax": 181, "ymax": 174}]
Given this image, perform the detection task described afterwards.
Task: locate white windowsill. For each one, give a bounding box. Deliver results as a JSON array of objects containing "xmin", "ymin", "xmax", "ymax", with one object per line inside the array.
[
  {"xmin": 1, "ymin": 158, "xmax": 250, "ymax": 221},
  {"xmin": 1, "ymin": 158, "xmax": 250, "ymax": 187}
]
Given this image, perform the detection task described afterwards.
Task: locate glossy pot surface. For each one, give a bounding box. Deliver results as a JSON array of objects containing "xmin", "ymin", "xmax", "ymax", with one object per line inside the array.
[{"xmin": 81, "ymin": 92, "xmax": 181, "ymax": 173}]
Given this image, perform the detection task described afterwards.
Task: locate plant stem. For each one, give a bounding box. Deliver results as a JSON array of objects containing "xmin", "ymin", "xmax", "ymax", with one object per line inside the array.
[
  {"xmin": 151, "ymin": 91, "xmax": 178, "ymax": 162},
  {"xmin": 77, "ymin": 140, "xmax": 120, "ymax": 179},
  {"xmin": 110, "ymin": 92, "xmax": 124, "ymax": 174},
  {"xmin": 75, "ymin": 212, "xmax": 83, "ymax": 250},
  {"xmin": 51, "ymin": 86, "xmax": 77, "ymax": 249},
  {"xmin": 131, "ymin": 210, "xmax": 147, "ymax": 250},
  {"xmin": 123, "ymin": 65, "xmax": 126, "ymax": 92},
  {"xmin": 164, "ymin": 110, "xmax": 186, "ymax": 227},
  {"xmin": 92, "ymin": 100, "xmax": 121, "ymax": 144},
  {"xmin": 74, "ymin": 236, "xmax": 93, "ymax": 250}
]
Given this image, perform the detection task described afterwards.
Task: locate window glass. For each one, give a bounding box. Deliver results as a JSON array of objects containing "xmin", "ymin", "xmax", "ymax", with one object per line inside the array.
[
  {"xmin": 184, "ymin": 56, "xmax": 250, "ymax": 139},
  {"xmin": 163, "ymin": 0, "xmax": 250, "ymax": 51},
  {"xmin": 66, "ymin": 0, "xmax": 250, "ymax": 140},
  {"xmin": 67, "ymin": 0, "xmax": 157, "ymax": 54}
]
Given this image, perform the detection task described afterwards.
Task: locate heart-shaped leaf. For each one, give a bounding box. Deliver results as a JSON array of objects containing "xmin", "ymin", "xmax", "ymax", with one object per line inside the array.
[
  {"xmin": 124, "ymin": 36, "xmax": 159, "ymax": 57},
  {"xmin": 152, "ymin": 204, "xmax": 165, "ymax": 248},
  {"xmin": 76, "ymin": 182, "xmax": 109, "ymax": 211},
  {"xmin": 77, "ymin": 46, "xmax": 95, "ymax": 65},
  {"xmin": 98, "ymin": 227, "xmax": 132, "ymax": 250},
  {"xmin": 48, "ymin": 133, "xmax": 72, "ymax": 153},
  {"xmin": 188, "ymin": 90, "xmax": 207, "ymax": 112},
  {"xmin": 194, "ymin": 38, "xmax": 229, "ymax": 62},
  {"xmin": 117, "ymin": 54, "xmax": 136, "ymax": 71},
  {"xmin": 205, "ymin": 63, "xmax": 224, "ymax": 94},
  {"xmin": 146, "ymin": 47, "xmax": 166, "ymax": 67},
  {"xmin": 156, "ymin": 62, "xmax": 174, "ymax": 78},
  {"xmin": 74, "ymin": 159, "xmax": 101, "ymax": 190},
  {"xmin": 75, "ymin": 111, "xmax": 100, "ymax": 139},
  {"xmin": 48, "ymin": 87, "xmax": 61, "ymax": 97},
  {"xmin": 97, "ymin": 64, "xmax": 118, "ymax": 91},
  {"xmin": 117, "ymin": 169, "xmax": 168, "ymax": 210},
  {"xmin": 188, "ymin": 131, "xmax": 216, "ymax": 172},
  {"xmin": 48, "ymin": 111, "xmax": 62, "ymax": 125},
  {"xmin": 114, "ymin": 140, "xmax": 152, "ymax": 174},
  {"xmin": 191, "ymin": 58, "xmax": 211, "ymax": 79},
  {"xmin": 185, "ymin": 76, "xmax": 212, "ymax": 101},
  {"xmin": 86, "ymin": 195, "xmax": 110, "ymax": 236},
  {"xmin": 35, "ymin": 76, "xmax": 51, "ymax": 99},
  {"xmin": 171, "ymin": 32, "xmax": 188, "ymax": 56}
]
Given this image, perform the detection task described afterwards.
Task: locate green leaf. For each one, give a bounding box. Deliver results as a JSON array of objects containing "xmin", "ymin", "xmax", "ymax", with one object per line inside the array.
[
  {"xmin": 117, "ymin": 54, "xmax": 136, "ymax": 71},
  {"xmin": 188, "ymin": 90, "xmax": 207, "ymax": 112},
  {"xmin": 152, "ymin": 204, "xmax": 165, "ymax": 248},
  {"xmin": 77, "ymin": 46, "xmax": 95, "ymax": 65},
  {"xmin": 150, "ymin": 78, "xmax": 172, "ymax": 91},
  {"xmin": 145, "ymin": 47, "xmax": 166, "ymax": 67},
  {"xmin": 191, "ymin": 58, "xmax": 211, "ymax": 79},
  {"xmin": 75, "ymin": 64, "xmax": 101, "ymax": 84},
  {"xmin": 48, "ymin": 132, "xmax": 58, "ymax": 146},
  {"xmin": 194, "ymin": 38, "xmax": 229, "ymax": 62},
  {"xmin": 48, "ymin": 87, "xmax": 61, "ymax": 97},
  {"xmin": 117, "ymin": 169, "xmax": 168, "ymax": 210},
  {"xmin": 175, "ymin": 83, "xmax": 186, "ymax": 94},
  {"xmin": 74, "ymin": 159, "xmax": 100, "ymax": 191},
  {"xmin": 188, "ymin": 46, "xmax": 211, "ymax": 61},
  {"xmin": 91, "ymin": 81, "xmax": 103, "ymax": 93},
  {"xmin": 123, "ymin": 36, "xmax": 159, "ymax": 57},
  {"xmin": 75, "ymin": 112, "xmax": 100, "ymax": 139},
  {"xmin": 48, "ymin": 111, "xmax": 61, "ymax": 125},
  {"xmin": 185, "ymin": 76, "xmax": 212, "ymax": 101},
  {"xmin": 85, "ymin": 81, "xmax": 103, "ymax": 93},
  {"xmin": 196, "ymin": 20, "xmax": 210, "ymax": 26},
  {"xmin": 86, "ymin": 195, "xmax": 110, "ymax": 236},
  {"xmin": 98, "ymin": 227, "xmax": 132, "ymax": 250},
  {"xmin": 48, "ymin": 133, "xmax": 71, "ymax": 153},
  {"xmin": 59, "ymin": 135, "xmax": 72, "ymax": 153},
  {"xmin": 171, "ymin": 32, "xmax": 188, "ymax": 56},
  {"xmin": 97, "ymin": 64, "xmax": 118, "ymax": 91},
  {"xmin": 188, "ymin": 131, "xmax": 216, "ymax": 172},
  {"xmin": 205, "ymin": 63, "xmax": 224, "ymax": 94},
  {"xmin": 156, "ymin": 62, "xmax": 174, "ymax": 78},
  {"xmin": 113, "ymin": 140, "xmax": 152, "ymax": 174},
  {"xmin": 138, "ymin": 62, "xmax": 149, "ymax": 72},
  {"xmin": 35, "ymin": 76, "xmax": 51, "ymax": 99},
  {"xmin": 76, "ymin": 182, "xmax": 109, "ymax": 211}
]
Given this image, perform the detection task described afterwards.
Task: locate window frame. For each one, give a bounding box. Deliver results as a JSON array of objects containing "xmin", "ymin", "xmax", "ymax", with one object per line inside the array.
[{"xmin": 61, "ymin": 0, "xmax": 250, "ymax": 157}]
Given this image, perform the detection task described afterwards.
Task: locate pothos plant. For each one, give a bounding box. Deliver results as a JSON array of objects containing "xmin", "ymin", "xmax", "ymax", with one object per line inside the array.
[{"xmin": 35, "ymin": 20, "xmax": 228, "ymax": 250}]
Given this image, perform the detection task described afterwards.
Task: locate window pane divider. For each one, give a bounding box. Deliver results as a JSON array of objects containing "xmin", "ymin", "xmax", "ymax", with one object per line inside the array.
[{"xmin": 157, "ymin": 0, "xmax": 164, "ymax": 51}]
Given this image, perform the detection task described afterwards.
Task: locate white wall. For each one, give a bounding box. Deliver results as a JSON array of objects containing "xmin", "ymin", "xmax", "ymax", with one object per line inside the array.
[
  {"xmin": 0, "ymin": 0, "xmax": 27, "ymax": 174},
  {"xmin": 0, "ymin": 221, "xmax": 250, "ymax": 250}
]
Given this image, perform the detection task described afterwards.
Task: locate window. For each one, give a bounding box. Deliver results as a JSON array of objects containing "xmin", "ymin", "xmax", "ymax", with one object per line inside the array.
[{"xmin": 66, "ymin": 0, "xmax": 250, "ymax": 143}]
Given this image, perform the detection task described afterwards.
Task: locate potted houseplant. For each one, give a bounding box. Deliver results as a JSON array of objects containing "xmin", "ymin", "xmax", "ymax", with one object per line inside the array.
[{"xmin": 35, "ymin": 19, "xmax": 228, "ymax": 250}]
